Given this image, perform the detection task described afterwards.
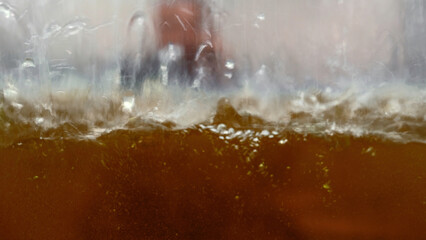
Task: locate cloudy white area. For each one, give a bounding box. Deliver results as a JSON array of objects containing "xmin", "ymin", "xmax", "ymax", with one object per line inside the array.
[{"xmin": 1, "ymin": 0, "xmax": 425, "ymax": 85}]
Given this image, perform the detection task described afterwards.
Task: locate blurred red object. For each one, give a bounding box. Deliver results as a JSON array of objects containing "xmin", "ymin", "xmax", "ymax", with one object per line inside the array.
[{"xmin": 121, "ymin": 0, "xmax": 231, "ymax": 90}]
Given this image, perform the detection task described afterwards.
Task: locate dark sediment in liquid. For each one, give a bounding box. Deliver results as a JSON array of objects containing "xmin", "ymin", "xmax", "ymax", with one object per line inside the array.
[{"xmin": 1, "ymin": 127, "xmax": 425, "ymax": 239}]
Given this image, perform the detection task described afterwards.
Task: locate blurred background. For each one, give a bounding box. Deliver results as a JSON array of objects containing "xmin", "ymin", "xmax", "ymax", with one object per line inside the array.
[{"xmin": 0, "ymin": 0, "xmax": 425, "ymax": 90}]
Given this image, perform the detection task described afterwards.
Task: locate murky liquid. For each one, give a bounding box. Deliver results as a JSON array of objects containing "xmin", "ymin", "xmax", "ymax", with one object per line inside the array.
[
  {"xmin": 1, "ymin": 128, "xmax": 425, "ymax": 239},
  {"xmin": 1, "ymin": 89, "xmax": 425, "ymax": 240},
  {"xmin": 1, "ymin": 0, "xmax": 426, "ymax": 239}
]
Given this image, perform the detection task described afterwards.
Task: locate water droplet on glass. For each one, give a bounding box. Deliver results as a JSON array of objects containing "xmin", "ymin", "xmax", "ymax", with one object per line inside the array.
[
  {"xmin": 160, "ymin": 65, "xmax": 168, "ymax": 86},
  {"xmin": 43, "ymin": 23, "xmax": 62, "ymax": 39},
  {"xmin": 160, "ymin": 44, "xmax": 183, "ymax": 63},
  {"xmin": 224, "ymin": 73, "xmax": 233, "ymax": 79},
  {"xmin": 3, "ymin": 84, "xmax": 18, "ymax": 101},
  {"xmin": 133, "ymin": 15, "xmax": 145, "ymax": 26},
  {"xmin": 129, "ymin": 11, "xmax": 146, "ymax": 28},
  {"xmin": 122, "ymin": 94, "xmax": 135, "ymax": 113},
  {"xmin": 225, "ymin": 60, "xmax": 235, "ymax": 70},
  {"xmin": 159, "ymin": 44, "xmax": 184, "ymax": 86},
  {"xmin": 254, "ymin": 13, "xmax": 266, "ymax": 28},
  {"xmin": 62, "ymin": 19, "xmax": 87, "ymax": 37},
  {"xmin": 0, "ymin": 2, "xmax": 16, "ymax": 19},
  {"xmin": 195, "ymin": 42, "xmax": 212, "ymax": 61},
  {"xmin": 257, "ymin": 65, "xmax": 267, "ymax": 76},
  {"xmin": 22, "ymin": 58, "xmax": 36, "ymax": 69}
]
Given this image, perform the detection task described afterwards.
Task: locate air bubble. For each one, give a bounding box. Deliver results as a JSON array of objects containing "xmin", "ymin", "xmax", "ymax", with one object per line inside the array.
[{"xmin": 260, "ymin": 130, "xmax": 270, "ymax": 136}]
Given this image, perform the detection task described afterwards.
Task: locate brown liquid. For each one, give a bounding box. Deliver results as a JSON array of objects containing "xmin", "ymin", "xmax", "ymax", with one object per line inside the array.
[{"xmin": 0, "ymin": 128, "xmax": 425, "ymax": 240}]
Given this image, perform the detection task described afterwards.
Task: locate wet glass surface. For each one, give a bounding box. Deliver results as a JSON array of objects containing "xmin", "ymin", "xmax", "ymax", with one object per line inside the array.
[{"xmin": 1, "ymin": 1, "xmax": 426, "ymax": 239}]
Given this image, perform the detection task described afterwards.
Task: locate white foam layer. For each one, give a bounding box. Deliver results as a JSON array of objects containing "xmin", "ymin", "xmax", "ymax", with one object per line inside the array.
[{"xmin": 1, "ymin": 76, "xmax": 425, "ymax": 145}]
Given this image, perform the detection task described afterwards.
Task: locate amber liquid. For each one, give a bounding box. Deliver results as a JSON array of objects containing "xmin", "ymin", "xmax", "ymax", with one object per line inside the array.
[{"xmin": 0, "ymin": 128, "xmax": 425, "ymax": 240}]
